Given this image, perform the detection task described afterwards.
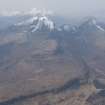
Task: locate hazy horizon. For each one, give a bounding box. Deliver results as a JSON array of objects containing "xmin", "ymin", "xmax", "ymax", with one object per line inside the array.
[{"xmin": 0, "ymin": 0, "xmax": 105, "ymax": 17}]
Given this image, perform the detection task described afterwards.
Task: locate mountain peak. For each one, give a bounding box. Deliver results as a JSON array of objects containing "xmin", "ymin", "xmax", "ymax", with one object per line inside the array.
[
  {"xmin": 31, "ymin": 16, "xmax": 55, "ymax": 32},
  {"xmin": 79, "ymin": 17, "xmax": 105, "ymax": 32},
  {"xmin": 82, "ymin": 17, "xmax": 97, "ymax": 26},
  {"xmin": 15, "ymin": 15, "xmax": 55, "ymax": 32}
]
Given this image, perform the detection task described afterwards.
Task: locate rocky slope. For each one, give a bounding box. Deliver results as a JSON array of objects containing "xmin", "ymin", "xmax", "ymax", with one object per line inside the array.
[{"xmin": 0, "ymin": 10, "xmax": 105, "ymax": 105}]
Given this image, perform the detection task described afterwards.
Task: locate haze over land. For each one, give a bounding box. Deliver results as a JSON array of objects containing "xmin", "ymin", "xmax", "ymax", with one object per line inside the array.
[{"xmin": 0, "ymin": 0, "xmax": 105, "ymax": 105}]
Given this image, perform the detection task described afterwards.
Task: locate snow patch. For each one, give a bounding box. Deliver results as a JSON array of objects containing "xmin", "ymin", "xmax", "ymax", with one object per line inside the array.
[
  {"xmin": 96, "ymin": 25, "xmax": 105, "ymax": 32},
  {"xmin": 31, "ymin": 16, "xmax": 54, "ymax": 32}
]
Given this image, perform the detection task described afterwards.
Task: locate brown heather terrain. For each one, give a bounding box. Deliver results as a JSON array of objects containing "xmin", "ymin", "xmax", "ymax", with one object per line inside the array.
[{"xmin": 0, "ymin": 17, "xmax": 105, "ymax": 105}]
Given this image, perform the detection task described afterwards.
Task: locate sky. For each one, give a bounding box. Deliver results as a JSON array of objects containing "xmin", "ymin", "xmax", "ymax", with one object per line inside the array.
[{"xmin": 0, "ymin": 0, "xmax": 105, "ymax": 17}]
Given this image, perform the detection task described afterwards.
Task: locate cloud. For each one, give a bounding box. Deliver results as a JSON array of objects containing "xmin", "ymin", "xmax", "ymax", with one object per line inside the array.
[{"xmin": 0, "ymin": 0, "xmax": 104, "ymax": 17}]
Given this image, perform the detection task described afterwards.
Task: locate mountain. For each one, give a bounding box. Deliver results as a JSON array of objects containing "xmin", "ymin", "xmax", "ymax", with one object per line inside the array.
[
  {"xmin": 15, "ymin": 15, "xmax": 55, "ymax": 32},
  {"xmin": 0, "ymin": 9, "xmax": 105, "ymax": 105}
]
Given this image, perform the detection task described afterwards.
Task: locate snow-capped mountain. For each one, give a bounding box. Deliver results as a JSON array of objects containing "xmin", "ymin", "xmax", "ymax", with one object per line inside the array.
[
  {"xmin": 31, "ymin": 16, "xmax": 54, "ymax": 32},
  {"xmin": 10, "ymin": 8, "xmax": 55, "ymax": 32},
  {"xmin": 15, "ymin": 15, "xmax": 55, "ymax": 32},
  {"xmin": 0, "ymin": 9, "xmax": 105, "ymax": 34},
  {"xmin": 0, "ymin": 8, "xmax": 55, "ymax": 30},
  {"xmin": 77, "ymin": 18, "xmax": 105, "ymax": 35}
]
